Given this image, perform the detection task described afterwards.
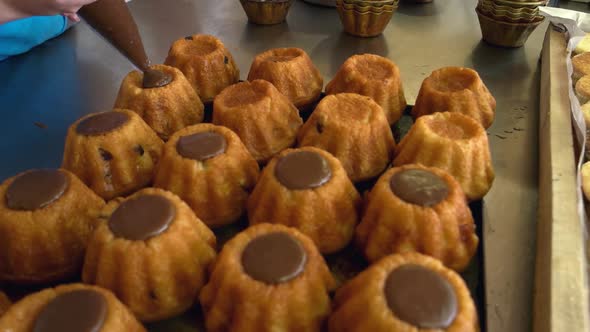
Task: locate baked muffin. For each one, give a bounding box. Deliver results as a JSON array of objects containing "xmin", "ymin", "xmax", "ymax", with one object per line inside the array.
[
  {"xmin": 411, "ymin": 67, "xmax": 496, "ymax": 129},
  {"xmin": 62, "ymin": 109, "xmax": 164, "ymax": 200},
  {"xmin": 248, "ymin": 147, "xmax": 361, "ymax": 254},
  {"xmin": 328, "ymin": 253, "xmax": 479, "ymax": 332},
  {"xmin": 325, "ymin": 54, "xmax": 406, "ymax": 125},
  {"xmin": 355, "ymin": 164, "xmax": 478, "ymax": 271},
  {"xmin": 114, "ymin": 64, "xmax": 205, "ymax": 140},
  {"xmin": 200, "ymin": 223, "xmax": 336, "ymax": 332},
  {"xmin": 583, "ymin": 102, "xmax": 590, "ymax": 127},
  {"xmin": 154, "ymin": 124, "xmax": 260, "ymax": 227},
  {"xmin": 393, "ymin": 112, "xmax": 495, "ymax": 201},
  {"xmin": 0, "ymin": 169, "xmax": 104, "ymax": 284},
  {"xmin": 297, "ymin": 93, "xmax": 395, "ymax": 182},
  {"xmin": 582, "ymin": 161, "xmax": 590, "ymax": 200},
  {"xmin": 0, "ymin": 283, "xmax": 145, "ymax": 331},
  {"xmin": 573, "ymin": 52, "xmax": 590, "ymax": 82},
  {"xmin": 247, "ymin": 48, "xmax": 323, "ymax": 110},
  {"xmin": 213, "ymin": 79, "xmax": 303, "ymax": 163},
  {"xmin": 0, "ymin": 291, "xmax": 10, "ymax": 317},
  {"xmin": 164, "ymin": 34, "xmax": 240, "ymax": 103},
  {"xmin": 576, "ymin": 75, "xmax": 590, "ymax": 105},
  {"xmin": 82, "ymin": 188, "xmax": 216, "ymax": 322}
]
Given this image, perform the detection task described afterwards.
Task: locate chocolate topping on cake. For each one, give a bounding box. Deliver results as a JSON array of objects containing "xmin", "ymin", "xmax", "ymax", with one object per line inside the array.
[
  {"xmin": 176, "ymin": 132, "xmax": 227, "ymax": 161},
  {"xmin": 6, "ymin": 169, "xmax": 68, "ymax": 211},
  {"xmin": 108, "ymin": 194, "xmax": 175, "ymax": 241},
  {"xmin": 241, "ymin": 232, "xmax": 307, "ymax": 284},
  {"xmin": 390, "ymin": 169, "xmax": 449, "ymax": 206},
  {"xmin": 33, "ymin": 289, "xmax": 107, "ymax": 332},
  {"xmin": 274, "ymin": 151, "xmax": 331, "ymax": 190},
  {"xmin": 384, "ymin": 264, "xmax": 458, "ymax": 329},
  {"xmin": 142, "ymin": 69, "xmax": 173, "ymax": 88},
  {"xmin": 76, "ymin": 112, "xmax": 129, "ymax": 136}
]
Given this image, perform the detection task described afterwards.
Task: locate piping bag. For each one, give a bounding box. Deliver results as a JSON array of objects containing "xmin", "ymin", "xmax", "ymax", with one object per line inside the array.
[{"xmin": 78, "ymin": 0, "xmax": 172, "ymax": 88}]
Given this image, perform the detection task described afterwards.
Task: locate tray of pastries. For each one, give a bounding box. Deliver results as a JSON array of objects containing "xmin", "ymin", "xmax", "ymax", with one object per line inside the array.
[{"xmin": 0, "ymin": 34, "xmax": 496, "ymax": 331}]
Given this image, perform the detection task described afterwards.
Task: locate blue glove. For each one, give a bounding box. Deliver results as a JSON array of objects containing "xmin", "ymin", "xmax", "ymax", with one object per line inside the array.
[{"xmin": 0, "ymin": 15, "xmax": 68, "ymax": 61}]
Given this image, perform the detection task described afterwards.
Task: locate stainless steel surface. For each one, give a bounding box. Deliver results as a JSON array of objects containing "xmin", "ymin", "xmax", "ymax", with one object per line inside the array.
[{"xmin": 0, "ymin": 0, "xmax": 544, "ymax": 331}]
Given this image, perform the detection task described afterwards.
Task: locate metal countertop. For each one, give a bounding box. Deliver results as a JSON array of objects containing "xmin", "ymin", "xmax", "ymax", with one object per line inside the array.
[{"xmin": 0, "ymin": 0, "xmax": 545, "ymax": 331}]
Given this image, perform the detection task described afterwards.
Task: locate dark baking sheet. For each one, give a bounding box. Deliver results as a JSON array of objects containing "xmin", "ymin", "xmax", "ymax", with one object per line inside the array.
[
  {"xmin": 2, "ymin": 102, "xmax": 485, "ymax": 331},
  {"xmin": 148, "ymin": 103, "xmax": 486, "ymax": 331}
]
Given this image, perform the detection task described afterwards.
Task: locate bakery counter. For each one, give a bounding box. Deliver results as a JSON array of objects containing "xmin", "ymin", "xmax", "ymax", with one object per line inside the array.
[{"xmin": 0, "ymin": 0, "xmax": 545, "ymax": 331}]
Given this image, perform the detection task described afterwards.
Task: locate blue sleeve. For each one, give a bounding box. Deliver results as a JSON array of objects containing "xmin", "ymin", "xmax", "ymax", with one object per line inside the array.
[{"xmin": 0, "ymin": 15, "xmax": 68, "ymax": 61}]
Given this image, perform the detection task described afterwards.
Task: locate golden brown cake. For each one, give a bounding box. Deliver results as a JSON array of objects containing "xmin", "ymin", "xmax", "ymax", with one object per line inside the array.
[
  {"xmin": 325, "ymin": 54, "xmax": 406, "ymax": 125},
  {"xmin": 582, "ymin": 161, "xmax": 590, "ymax": 201},
  {"xmin": 0, "ymin": 291, "xmax": 10, "ymax": 317},
  {"xmin": 212, "ymin": 79, "xmax": 303, "ymax": 163},
  {"xmin": 393, "ymin": 112, "xmax": 495, "ymax": 201},
  {"xmin": 114, "ymin": 64, "xmax": 205, "ymax": 140},
  {"xmin": 576, "ymin": 75, "xmax": 590, "ymax": 105},
  {"xmin": 573, "ymin": 52, "xmax": 590, "ymax": 82},
  {"xmin": 0, "ymin": 283, "xmax": 145, "ymax": 331},
  {"xmin": 164, "ymin": 34, "xmax": 240, "ymax": 103},
  {"xmin": 328, "ymin": 253, "xmax": 479, "ymax": 332},
  {"xmin": 0, "ymin": 169, "xmax": 104, "ymax": 284},
  {"xmin": 411, "ymin": 67, "xmax": 496, "ymax": 129},
  {"xmin": 247, "ymin": 48, "xmax": 323, "ymax": 109},
  {"xmin": 154, "ymin": 124, "xmax": 260, "ymax": 227},
  {"xmin": 297, "ymin": 93, "xmax": 395, "ymax": 182},
  {"xmin": 355, "ymin": 164, "xmax": 478, "ymax": 271},
  {"xmin": 82, "ymin": 188, "xmax": 216, "ymax": 322},
  {"xmin": 62, "ymin": 109, "xmax": 164, "ymax": 200},
  {"xmin": 583, "ymin": 102, "xmax": 590, "ymax": 127},
  {"xmin": 200, "ymin": 223, "xmax": 336, "ymax": 332},
  {"xmin": 248, "ymin": 147, "xmax": 361, "ymax": 254}
]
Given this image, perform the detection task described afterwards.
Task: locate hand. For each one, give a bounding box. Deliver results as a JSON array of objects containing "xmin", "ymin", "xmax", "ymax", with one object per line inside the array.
[{"xmin": 2, "ymin": 0, "xmax": 97, "ymax": 18}]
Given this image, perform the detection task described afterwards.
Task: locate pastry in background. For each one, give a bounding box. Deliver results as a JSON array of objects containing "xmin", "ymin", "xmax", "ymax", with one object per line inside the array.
[
  {"xmin": 297, "ymin": 93, "xmax": 395, "ymax": 182},
  {"xmin": 582, "ymin": 162, "xmax": 590, "ymax": 201},
  {"xmin": 200, "ymin": 223, "xmax": 336, "ymax": 332},
  {"xmin": 411, "ymin": 67, "xmax": 496, "ymax": 129},
  {"xmin": 582, "ymin": 102, "xmax": 590, "ymax": 127},
  {"xmin": 114, "ymin": 64, "xmax": 204, "ymax": 141},
  {"xmin": 213, "ymin": 80, "xmax": 303, "ymax": 163},
  {"xmin": 154, "ymin": 124, "xmax": 260, "ymax": 228},
  {"xmin": 82, "ymin": 188, "xmax": 216, "ymax": 322},
  {"xmin": 62, "ymin": 109, "xmax": 164, "ymax": 200},
  {"xmin": 325, "ymin": 54, "xmax": 406, "ymax": 125},
  {"xmin": 247, "ymin": 47, "xmax": 323, "ymax": 110},
  {"xmin": 355, "ymin": 164, "xmax": 478, "ymax": 271},
  {"xmin": 165, "ymin": 34, "xmax": 240, "ymax": 103},
  {"xmin": 0, "ymin": 169, "xmax": 104, "ymax": 284},
  {"xmin": 328, "ymin": 253, "xmax": 479, "ymax": 332},
  {"xmin": 248, "ymin": 147, "xmax": 361, "ymax": 254},
  {"xmin": 572, "ymin": 52, "xmax": 590, "ymax": 83},
  {"xmin": 0, "ymin": 291, "xmax": 10, "ymax": 317},
  {"xmin": 574, "ymin": 34, "xmax": 590, "ymax": 55},
  {"xmin": 576, "ymin": 75, "xmax": 590, "ymax": 105},
  {"xmin": 393, "ymin": 112, "xmax": 495, "ymax": 200},
  {"xmin": 0, "ymin": 284, "xmax": 145, "ymax": 331}
]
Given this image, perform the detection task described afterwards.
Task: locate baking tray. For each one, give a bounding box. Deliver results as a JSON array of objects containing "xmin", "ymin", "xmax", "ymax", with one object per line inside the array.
[
  {"xmin": 533, "ymin": 25, "xmax": 590, "ymax": 332},
  {"xmin": 2, "ymin": 100, "xmax": 487, "ymax": 331}
]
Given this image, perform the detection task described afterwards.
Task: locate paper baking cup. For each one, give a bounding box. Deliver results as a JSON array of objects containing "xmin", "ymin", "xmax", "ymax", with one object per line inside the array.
[
  {"xmin": 492, "ymin": 0, "xmax": 547, "ymax": 7},
  {"xmin": 339, "ymin": 2, "xmax": 396, "ymax": 12},
  {"xmin": 476, "ymin": 8, "xmax": 544, "ymax": 47},
  {"xmin": 240, "ymin": 0, "xmax": 294, "ymax": 25},
  {"xmin": 477, "ymin": 0, "xmax": 540, "ymax": 15},
  {"xmin": 337, "ymin": 6, "xmax": 395, "ymax": 37},
  {"xmin": 341, "ymin": 0, "xmax": 398, "ymax": 7},
  {"xmin": 476, "ymin": 4, "xmax": 543, "ymax": 23}
]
